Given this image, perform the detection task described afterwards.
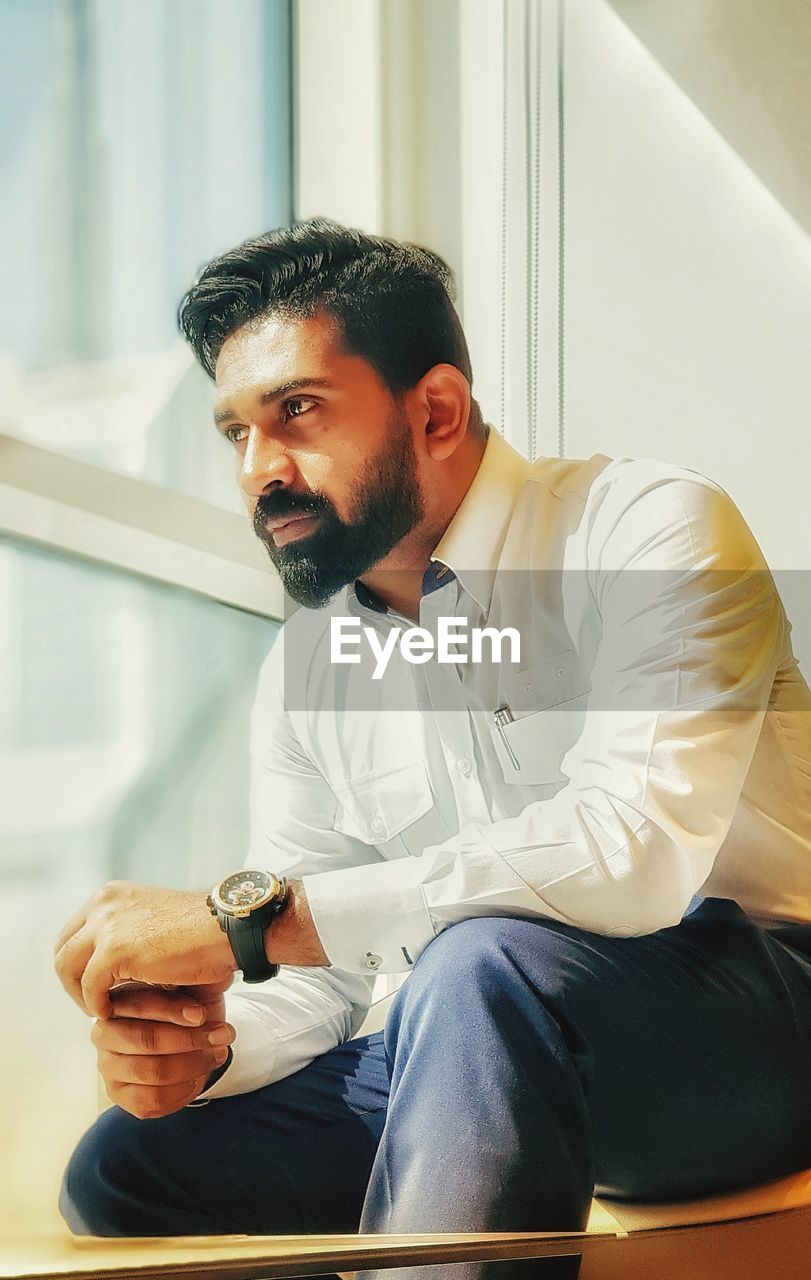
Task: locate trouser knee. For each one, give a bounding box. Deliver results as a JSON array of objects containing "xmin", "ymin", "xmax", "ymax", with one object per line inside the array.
[
  {"xmin": 60, "ymin": 1111, "xmax": 129, "ymax": 1236},
  {"xmin": 393, "ymin": 916, "xmax": 576, "ymax": 1017},
  {"xmin": 60, "ymin": 1106, "xmax": 184, "ymax": 1237},
  {"xmin": 386, "ymin": 916, "xmax": 590, "ymax": 1070}
]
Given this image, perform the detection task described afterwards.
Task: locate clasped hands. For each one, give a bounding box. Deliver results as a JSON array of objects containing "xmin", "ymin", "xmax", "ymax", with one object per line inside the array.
[
  {"xmin": 54, "ymin": 878, "xmax": 328, "ymax": 1118},
  {"xmin": 88, "ymin": 980, "xmax": 235, "ymax": 1118}
]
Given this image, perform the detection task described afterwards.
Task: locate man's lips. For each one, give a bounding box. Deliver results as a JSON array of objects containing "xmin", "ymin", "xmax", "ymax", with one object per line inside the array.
[{"xmin": 264, "ymin": 513, "xmax": 322, "ymax": 547}]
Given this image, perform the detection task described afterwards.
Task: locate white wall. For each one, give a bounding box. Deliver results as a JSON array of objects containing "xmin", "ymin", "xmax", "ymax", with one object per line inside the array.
[
  {"xmin": 560, "ymin": 0, "xmax": 811, "ymax": 672},
  {"xmin": 606, "ymin": 0, "xmax": 811, "ymax": 241},
  {"xmin": 295, "ymin": 0, "xmax": 462, "ymax": 278},
  {"xmin": 295, "ymin": 0, "xmax": 384, "ymax": 229},
  {"xmin": 561, "ymin": 0, "xmax": 811, "ymax": 567}
]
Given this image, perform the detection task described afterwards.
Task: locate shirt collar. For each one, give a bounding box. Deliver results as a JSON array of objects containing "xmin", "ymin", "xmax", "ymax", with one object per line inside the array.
[
  {"xmin": 430, "ymin": 426, "xmax": 531, "ymax": 612},
  {"xmin": 349, "ymin": 426, "xmax": 530, "ymax": 617},
  {"xmin": 352, "ymin": 560, "xmax": 455, "ymax": 615}
]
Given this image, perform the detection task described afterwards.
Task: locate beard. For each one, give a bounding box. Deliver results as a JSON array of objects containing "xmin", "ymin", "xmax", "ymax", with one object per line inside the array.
[{"xmin": 252, "ymin": 405, "xmax": 425, "ymax": 609}]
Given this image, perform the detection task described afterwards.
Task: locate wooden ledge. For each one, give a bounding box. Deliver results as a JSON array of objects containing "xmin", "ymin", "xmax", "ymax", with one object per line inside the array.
[{"xmin": 1, "ymin": 1227, "xmax": 620, "ymax": 1280}]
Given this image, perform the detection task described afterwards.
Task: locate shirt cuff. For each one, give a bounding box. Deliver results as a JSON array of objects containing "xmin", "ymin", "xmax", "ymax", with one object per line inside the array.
[
  {"xmin": 187, "ymin": 1044, "xmax": 234, "ymax": 1106},
  {"xmin": 189, "ymin": 1000, "xmax": 281, "ymax": 1101},
  {"xmin": 302, "ymin": 858, "xmax": 436, "ymax": 974}
]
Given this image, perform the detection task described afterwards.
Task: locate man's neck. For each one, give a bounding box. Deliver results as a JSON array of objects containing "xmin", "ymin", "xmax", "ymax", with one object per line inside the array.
[{"xmin": 355, "ymin": 428, "xmax": 489, "ymax": 621}]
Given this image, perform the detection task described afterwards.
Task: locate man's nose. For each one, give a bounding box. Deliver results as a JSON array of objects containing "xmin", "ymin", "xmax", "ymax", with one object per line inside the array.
[{"xmin": 238, "ymin": 426, "xmax": 297, "ymax": 497}]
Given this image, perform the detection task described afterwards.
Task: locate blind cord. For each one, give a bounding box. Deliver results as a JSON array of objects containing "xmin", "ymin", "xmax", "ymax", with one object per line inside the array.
[
  {"xmin": 500, "ymin": 0, "xmax": 566, "ymax": 461},
  {"xmin": 526, "ymin": 0, "xmax": 542, "ymax": 463},
  {"xmin": 499, "ymin": 0, "xmax": 510, "ymax": 438}
]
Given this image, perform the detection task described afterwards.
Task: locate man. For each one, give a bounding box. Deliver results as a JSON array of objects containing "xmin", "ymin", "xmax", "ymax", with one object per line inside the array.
[{"xmin": 57, "ymin": 219, "xmax": 811, "ymax": 1278}]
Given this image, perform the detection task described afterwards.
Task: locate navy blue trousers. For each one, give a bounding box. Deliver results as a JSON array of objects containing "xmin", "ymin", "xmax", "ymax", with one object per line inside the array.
[{"xmin": 61, "ymin": 900, "xmax": 811, "ymax": 1279}]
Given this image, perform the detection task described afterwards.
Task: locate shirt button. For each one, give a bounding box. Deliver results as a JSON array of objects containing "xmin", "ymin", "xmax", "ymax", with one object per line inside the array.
[
  {"xmin": 364, "ymin": 953, "xmax": 382, "ymax": 971},
  {"xmin": 455, "ymin": 757, "xmax": 472, "ymax": 777},
  {"xmin": 557, "ymin": 667, "xmax": 566, "ymax": 678},
  {"xmin": 370, "ymin": 815, "xmax": 386, "ymax": 837}
]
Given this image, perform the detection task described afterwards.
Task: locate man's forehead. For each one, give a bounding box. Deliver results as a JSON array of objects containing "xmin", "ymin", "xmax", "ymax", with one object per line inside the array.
[
  {"xmin": 213, "ymin": 312, "xmax": 348, "ymax": 409},
  {"xmin": 215, "ymin": 311, "xmax": 340, "ymax": 381}
]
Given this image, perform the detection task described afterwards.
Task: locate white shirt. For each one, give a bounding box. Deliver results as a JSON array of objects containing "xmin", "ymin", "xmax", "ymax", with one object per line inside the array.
[{"xmin": 203, "ymin": 428, "xmax": 811, "ymax": 1099}]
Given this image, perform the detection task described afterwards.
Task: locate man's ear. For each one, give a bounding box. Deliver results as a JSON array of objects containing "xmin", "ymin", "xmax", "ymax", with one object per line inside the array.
[{"xmin": 416, "ymin": 364, "xmax": 472, "ymax": 461}]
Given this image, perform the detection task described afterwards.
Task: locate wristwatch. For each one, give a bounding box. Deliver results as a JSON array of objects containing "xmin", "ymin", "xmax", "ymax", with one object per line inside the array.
[{"xmin": 207, "ymin": 869, "xmax": 289, "ymax": 983}]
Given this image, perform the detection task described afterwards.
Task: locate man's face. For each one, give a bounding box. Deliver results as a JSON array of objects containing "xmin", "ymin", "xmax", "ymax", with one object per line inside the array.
[{"xmin": 213, "ymin": 310, "xmax": 425, "ymax": 608}]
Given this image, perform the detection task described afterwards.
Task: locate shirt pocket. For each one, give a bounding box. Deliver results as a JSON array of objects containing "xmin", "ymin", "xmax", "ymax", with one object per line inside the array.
[
  {"xmin": 331, "ymin": 760, "xmax": 438, "ymax": 856},
  {"xmin": 489, "ymin": 691, "xmax": 589, "ymax": 785}
]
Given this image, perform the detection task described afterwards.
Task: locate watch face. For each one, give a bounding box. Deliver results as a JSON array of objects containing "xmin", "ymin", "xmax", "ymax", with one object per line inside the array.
[{"xmin": 216, "ymin": 870, "xmax": 278, "ymax": 914}]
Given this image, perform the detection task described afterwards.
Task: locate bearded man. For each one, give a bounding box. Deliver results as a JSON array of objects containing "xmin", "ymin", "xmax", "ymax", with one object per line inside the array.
[{"xmin": 56, "ymin": 219, "xmax": 811, "ymax": 1280}]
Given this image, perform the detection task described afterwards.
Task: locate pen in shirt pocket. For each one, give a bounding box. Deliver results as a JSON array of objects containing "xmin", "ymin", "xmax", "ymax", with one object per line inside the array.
[{"xmin": 493, "ymin": 705, "xmax": 520, "ymax": 771}]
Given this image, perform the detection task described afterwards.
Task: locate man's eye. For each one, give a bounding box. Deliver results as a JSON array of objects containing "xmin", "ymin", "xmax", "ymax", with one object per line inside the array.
[
  {"xmin": 284, "ymin": 397, "xmax": 316, "ymax": 419},
  {"xmin": 225, "ymin": 426, "xmax": 248, "ymax": 445}
]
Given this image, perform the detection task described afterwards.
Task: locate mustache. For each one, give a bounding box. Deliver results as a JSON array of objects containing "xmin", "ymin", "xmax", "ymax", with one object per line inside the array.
[{"xmin": 253, "ymin": 491, "xmax": 330, "ymax": 536}]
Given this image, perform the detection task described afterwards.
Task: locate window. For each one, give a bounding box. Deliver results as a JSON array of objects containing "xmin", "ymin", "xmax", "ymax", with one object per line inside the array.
[
  {"xmin": 0, "ymin": 0, "xmax": 292, "ymax": 1237},
  {"xmin": 1, "ymin": 0, "xmax": 292, "ymax": 510}
]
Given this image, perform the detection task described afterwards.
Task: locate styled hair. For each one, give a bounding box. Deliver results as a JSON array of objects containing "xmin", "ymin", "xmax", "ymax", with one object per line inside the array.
[{"xmin": 177, "ymin": 217, "xmax": 482, "ymax": 428}]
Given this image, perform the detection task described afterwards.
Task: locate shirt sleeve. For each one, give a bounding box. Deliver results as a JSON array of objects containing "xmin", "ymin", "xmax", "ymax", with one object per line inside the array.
[
  {"xmin": 198, "ymin": 634, "xmax": 378, "ymax": 1100},
  {"xmin": 303, "ymin": 470, "xmax": 786, "ymax": 968}
]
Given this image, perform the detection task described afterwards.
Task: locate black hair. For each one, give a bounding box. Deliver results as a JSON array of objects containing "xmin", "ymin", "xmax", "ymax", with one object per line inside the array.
[{"xmin": 177, "ymin": 217, "xmax": 483, "ymax": 430}]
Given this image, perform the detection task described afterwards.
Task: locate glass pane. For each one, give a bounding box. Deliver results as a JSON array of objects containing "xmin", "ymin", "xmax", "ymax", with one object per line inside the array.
[
  {"xmin": 0, "ymin": 538, "xmax": 279, "ymax": 1236},
  {"xmin": 0, "ymin": 0, "xmax": 292, "ymax": 510}
]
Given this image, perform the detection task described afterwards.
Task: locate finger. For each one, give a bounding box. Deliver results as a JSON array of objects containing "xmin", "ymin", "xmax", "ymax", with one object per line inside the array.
[
  {"xmin": 53, "ymin": 900, "xmax": 90, "ymax": 957},
  {"xmin": 181, "ymin": 979, "xmax": 234, "ymax": 1022},
  {"xmin": 183, "ymin": 977, "xmax": 235, "ymax": 1000},
  {"xmin": 98, "ymin": 1047, "xmax": 230, "ymax": 1088},
  {"xmin": 107, "ymin": 1078, "xmax": 210, "ymax": 1121},
  {"xmin": 110, "ymin": 987, "xmax": 210, "ymax": 1027},
  {"xmin": 93, "ymin": 1017, "xmax": 235, "ymax": 1056},
  {"xmin": 191, "ymin": 986, "xmax": 227, "ymax": 1024},
  {"xmin": 81, "ymin": 948, "xmax": 117, "ymax": 1020},
  {"xmin": 54, "ymin": 928, "xmax": 96, "ymax": 1014}
]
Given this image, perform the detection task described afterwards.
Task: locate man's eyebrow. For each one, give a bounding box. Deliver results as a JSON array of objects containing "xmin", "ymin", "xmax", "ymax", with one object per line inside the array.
[{"xmin": 214, "ymin": 378, "xmax": 333, "ymax": 426}]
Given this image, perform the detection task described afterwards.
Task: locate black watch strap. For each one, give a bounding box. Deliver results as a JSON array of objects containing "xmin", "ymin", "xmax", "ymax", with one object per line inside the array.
[
  {"xmin": 223, "ymin": 907, "xmax": 280, "ymax": 983},
  {"xmin": 207, "ymin": 874, "xmax": 289, "ymax": 984}
]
